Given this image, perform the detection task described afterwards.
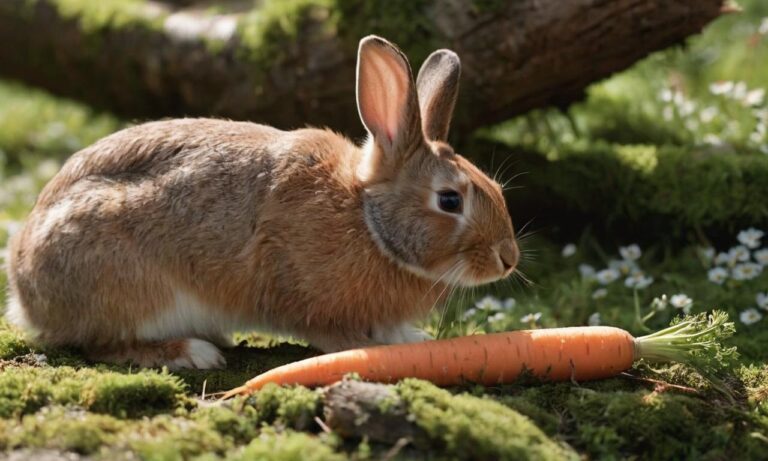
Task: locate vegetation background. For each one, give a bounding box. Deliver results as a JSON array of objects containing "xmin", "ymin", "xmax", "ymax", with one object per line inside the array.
[{"xmin": 0, "ymin": 0, "xmax": 767, "ymax": 459}]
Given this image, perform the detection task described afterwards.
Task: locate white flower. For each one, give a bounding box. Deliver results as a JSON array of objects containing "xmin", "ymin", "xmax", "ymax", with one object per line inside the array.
[
  {"xmin": 699, "ymin": 106, "xmax": 718, "ymax": 123},
  {"xmin": 755, "ymin": 249, "xmax": 768, "ymax": 266},
  {"xmin": 698, "ymin": 246, "xmax": 715, "ymax": 260},
  {"xmin": 733, "ymin": 81, "xmax": 747, "ymax": 101},
  {"xmin": 732, "ymin": 262, "xmax": 763, "ymax": 281},
  {"xmin": 651, "ymin": 295, "xmax": 668, "ymax": 311},
  {"xmin": 703, "ymin": 134, "xmax": 724, "ymax": 146},
  {"xmin": 502, "ymin": 298, "xmax": 516, "ymax": 310},
  {"xmin": 659, "ymin": 88, "xmax": 673, "ymax": 102},
  {"xmin": 760, "ymin": 17, "xmax": 768, "ymax": 35},
  {"xmin": 662, "ymin": 106, "xmax": 674, "ymax": 121},
  {"xmin": 462, "ymin": 308, "xmax": 478, "ymax": 320},
  {"xmin": 596, "ymin": 268, "xmax": 621, "ymax": 285},
  {"xmin": 475, "ymin": 295, "xmax": 502, "ymax": 311},
  {"xmin": 670, "ymin": 294, "xmax": 693, "ymax": 314},
  {"xmin": 624, "ymin": 272, "xmax": 654, "ymax": 290},
  {"xmin": 709, "ymin": 81, "xmax": 734, "ymax": 96},
  {"xmin": 619, "ymin": 244, "xmax": 642, "ymax": 261},
  {"xmin": 592, "ymin": 288, "xmax": 608, "ymax": 300},
  {"xmin": 740, "ymin": 308, "xmax": 763, "ymax": 325},
  {"xmin": 744, "ymin": 89, "xmax": 765, "ymax": 107},
  {"xmin": 714, "ymin": 252, "xmax": 734, "ymax": 267},
  {"xmin": 756, "ymin": 292, "xmax": 768, "ymax": 310},
  {"xmin": 609, "ymin": 259, "xmax": 637, "ymax": 275},
  {"xmin": 579, "ymin": 264, "xmax": 596, "ymax": 280},
  {"xmin": 708, "ymin": 267, "xmax": 729, "ymax": 285},
  {"xmin": 489, "ymin": 312, "xmax": 506, "ymax": 323},
  {"xmin": 561, "ymin": 243, "xmax": 577, "ymax": 258},
  {"xmin": 588, "ymin": 312, "xmax": 601, "ymax": 326},
  {"xmin": 729, "ymin": 245, "xmax": 751, "ymax": 262},
  {"xmin": 520, "ymin": 312, "xmax": 542, "ymax": 323},
  {"xmin": 737, "ymin": 228, "xmax": 764, "ymax": 249}
]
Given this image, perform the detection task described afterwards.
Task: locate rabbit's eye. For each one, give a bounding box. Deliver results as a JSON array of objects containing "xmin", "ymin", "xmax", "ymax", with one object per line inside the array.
[{"xmin": 437, "ymin": 190, "xmax": 463, "ymax": 214}]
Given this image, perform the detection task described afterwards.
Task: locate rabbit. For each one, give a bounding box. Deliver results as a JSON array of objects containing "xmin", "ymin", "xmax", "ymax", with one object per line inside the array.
[{"xmin": 5, "ymin": 35, "xmax": 519, "ymax": 369}]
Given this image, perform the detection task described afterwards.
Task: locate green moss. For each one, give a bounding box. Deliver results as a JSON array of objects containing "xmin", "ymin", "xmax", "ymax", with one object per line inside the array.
[
  {"xmin": 42, "ymin": 0, "xmax": 166, "ymax": 33},
  {"xmin": 397, "ymin": 379, "xmax": 578, "ymax": 460},
  {"xmin": 174, "ymin": 342, "xmax": 316, "ymax": 393},
  {"xmin": 0, "ymin": 366, "xmax": 187, "ymax": 418},
  {"xmin": 82, "ymin": 371, "xmax": 188, "ymax": 418},
  {"xmin": 481, "ymin": 140, "xmax": 768, "ymax": 241},
  {"xmin": 10, "ymin": 407, "xmax": 122, "ymax": 454},
  {"xmin": 128, "ymin": 414, "xmax": 232, "ymax": 461},
  {"xmin": 237, "ymin": 0, "xmax": 333, "ymax": 62},
  {"xmin": 193, "ymin": 405, "xmax": 259, "ymax": 445},
  {"xmin": 332, "ymin": 0, "xmax": 438, "ymax": 64},
  {"xmin": 246, "ymin": 383, "xmax": 321, "ymax": 430},
  {"xmin": 0, "ymin": 328, "xmax": 30, "ymax": 360},
  {"xmin": 0, "ymin": 80, "xmax": 120, "ymax": 166},
  {"xmin": 234, "ymin": 0, "xmax": 439, "ymax": 82},
  {"xmin": 502, "ymin": 382, "xmax": 768, "ymax": 460},
  {"xmin": 226, "ymin": 430, "xmax": 344, "ymax": 461}
]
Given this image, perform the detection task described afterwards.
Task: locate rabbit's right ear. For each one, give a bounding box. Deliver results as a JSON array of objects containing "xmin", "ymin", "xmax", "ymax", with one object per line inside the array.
[
  {"xmin": 416, "ymin": 49, "xmax": 460, "ymax": 142},
  {"xmin": 356, "ymin": 36, "xmax": 423, "ymax": 177}
]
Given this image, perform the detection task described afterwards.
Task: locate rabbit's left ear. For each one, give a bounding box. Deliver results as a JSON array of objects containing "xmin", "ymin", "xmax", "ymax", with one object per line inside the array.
[
  {"xmin": 416, "ymin": 50, "xmax": 461, "ymax": 142},
  {"xmin": 356, "ymin": 35, "xmax": 422, "ymax": 158}
]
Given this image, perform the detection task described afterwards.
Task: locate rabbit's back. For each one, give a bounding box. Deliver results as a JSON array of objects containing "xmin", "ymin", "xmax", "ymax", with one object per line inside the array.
[
  {"xmin": 36, "ymin": 118, "xmax": 284, "ymax": 208},
  {"xmin": 8, "ymin": 118, "xmax": 361, "ymax": 347}
]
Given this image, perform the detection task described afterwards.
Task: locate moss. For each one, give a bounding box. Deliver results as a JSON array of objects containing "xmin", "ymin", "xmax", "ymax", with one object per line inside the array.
[
  {"xmin": 234, "ymin": 0, "xmax": 439, "ymax": 84},
  {"xmin": 0, "ymin": 80, "xmax": 120, "ymax": 166},
  {"xmin": 226, "ymin": 430, "xmax": 344, "ymax": 461},
  {"xmin": 193, "ymin": 405, "xmax": 259, "ymax": 445},
  {"xmin": 9, "ymin": 407, "xmax": 123, "ymax": 455},
  {"xmin": 174, "ymin": 343, "xmax": 316, "ymax": 393},
  {"xmin": 567, "ymin": 390, "xmax": 742, "ymax": 459},
  {"xmin": 479, "ymin": 139, "xmax": 768, "ymax": 242},
  {"xmin": 332, "ymin": 0, "xmax": 438, "ymax": 64},
  {"xmin": 127, "ymin": 414, "xmax": 232, "ymax": 461},
  {"xmin": 246, "ymin": 384, "xmax": 321, "ymax": 430},
  {"xmin": 396, "ymin": 379, "xmax": 578, "ymax": 460},
  {"xmin": 82, "ymin": 371, "xmax": 188, "ymax": 418},
  {"xmin": 0, "ymin": 328, "xmax": 31, "ymax": 360},
  {"xmin": 504, "ymin": 382, "xmax": 768, "ymax": 460},
  {"xmin": 0, "ymin": 366, "xmax": 187, "ymax": 418},
  {"xmin": 41, "ymin": 0, "xmax": 166, "ymax": 33},
  {"xmin": 237, "ymin": 0, "xmax": 334, "ymax": 65}
]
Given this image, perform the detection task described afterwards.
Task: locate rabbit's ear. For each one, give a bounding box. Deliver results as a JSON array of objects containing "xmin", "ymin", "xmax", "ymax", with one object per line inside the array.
[
  {"xmin": 357, "ymin": 36, "xmax": 422, "ymax": 159},
  {"xmin": 416, "ymin": 50, "xmax": 460, "ymax": 142}
]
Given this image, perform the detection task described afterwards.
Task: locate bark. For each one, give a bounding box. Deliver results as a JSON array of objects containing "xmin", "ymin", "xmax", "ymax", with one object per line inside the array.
[
  {"xmin": 322, "ymin": 380, "xmax": 426, "ymax": 445},
  {"xmin": 0, "ymin": 0, "xmax": 727, "ymax": 137}
]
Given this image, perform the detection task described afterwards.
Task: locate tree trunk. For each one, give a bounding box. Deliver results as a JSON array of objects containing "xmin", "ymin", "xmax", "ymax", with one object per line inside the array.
[{"xmin": 0, "ymin": 0, "xmax": 727, "ymax": 138}]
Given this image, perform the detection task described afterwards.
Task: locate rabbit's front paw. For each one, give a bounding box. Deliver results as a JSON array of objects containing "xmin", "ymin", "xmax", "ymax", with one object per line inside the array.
[{"xmin": 170, "ymin": 338, "xmax": 226, "ymax": 370}]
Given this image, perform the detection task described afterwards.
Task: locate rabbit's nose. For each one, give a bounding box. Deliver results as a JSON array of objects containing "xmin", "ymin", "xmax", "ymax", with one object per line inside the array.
[{"xmin": 497, "ymin": 239, "xmax": 519, "ymax": 274}]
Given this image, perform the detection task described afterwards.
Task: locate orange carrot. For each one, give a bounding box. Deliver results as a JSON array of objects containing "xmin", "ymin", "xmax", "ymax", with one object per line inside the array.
[{"xmin": 222, "ymin": 312, "xmax": 734, "ymax": 399}]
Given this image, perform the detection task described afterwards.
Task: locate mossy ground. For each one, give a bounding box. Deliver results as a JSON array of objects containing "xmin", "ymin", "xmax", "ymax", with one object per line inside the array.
[{"xmin": 1, "ymin": 1, "xmax": 768, "ymax": 459}]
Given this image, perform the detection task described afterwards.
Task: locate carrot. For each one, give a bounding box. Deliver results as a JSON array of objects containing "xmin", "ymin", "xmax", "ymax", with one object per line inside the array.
[{"xmin": 222, "ymin": 311, "xmax": 735, "ymax": 399}]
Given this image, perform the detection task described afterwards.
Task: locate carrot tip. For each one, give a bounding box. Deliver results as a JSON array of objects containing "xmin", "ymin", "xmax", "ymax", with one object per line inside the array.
[{"xmin": 219, "ymin": 385, "xmax": 250, "ymax": 401}]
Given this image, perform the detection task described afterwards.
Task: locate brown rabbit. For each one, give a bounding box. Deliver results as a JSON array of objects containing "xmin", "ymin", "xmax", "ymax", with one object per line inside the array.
[{"xmin": 5, "ymin": 36, "xmax": 519, "ymax": 369}]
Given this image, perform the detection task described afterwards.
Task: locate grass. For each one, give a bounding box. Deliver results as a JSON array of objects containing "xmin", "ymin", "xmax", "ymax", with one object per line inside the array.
[{"xmin": 0, "ymin": 1, "xmax": 767, "ymax": 459}]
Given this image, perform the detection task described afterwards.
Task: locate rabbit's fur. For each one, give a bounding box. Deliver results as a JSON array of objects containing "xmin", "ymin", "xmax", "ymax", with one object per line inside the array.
[{"xmin": 5, "ymin": 36, "xmax": 518, "ymax": 369}]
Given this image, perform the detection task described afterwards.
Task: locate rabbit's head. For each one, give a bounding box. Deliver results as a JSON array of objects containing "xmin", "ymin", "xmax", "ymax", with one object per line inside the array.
[{"xmin": 356, "ymin": 36, "xmax": 519, "ymax": 287}]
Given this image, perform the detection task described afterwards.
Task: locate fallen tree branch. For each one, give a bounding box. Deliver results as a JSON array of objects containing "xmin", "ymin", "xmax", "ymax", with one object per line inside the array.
[{"xmin": 0, "ymin": 0, "xmax": 727, "ymax": 137}]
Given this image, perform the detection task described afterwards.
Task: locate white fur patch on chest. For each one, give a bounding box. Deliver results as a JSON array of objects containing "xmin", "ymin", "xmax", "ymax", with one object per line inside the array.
[{"xmin": 138, "ymin": 289, "xmax": 246, "ymax": 343}]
